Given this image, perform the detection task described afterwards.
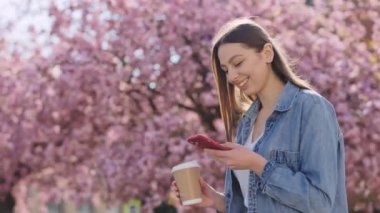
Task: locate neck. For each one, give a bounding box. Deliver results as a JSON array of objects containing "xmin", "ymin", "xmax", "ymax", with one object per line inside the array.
[{"xmin": 257, "ymin": 73, "xmax": 285, "ymax": 112}]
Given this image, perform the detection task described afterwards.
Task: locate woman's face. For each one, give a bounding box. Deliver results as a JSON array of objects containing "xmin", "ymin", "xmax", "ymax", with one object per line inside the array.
[{"xmin": 218, "ymin": 43, "xmax": 272, "ymax": 98}]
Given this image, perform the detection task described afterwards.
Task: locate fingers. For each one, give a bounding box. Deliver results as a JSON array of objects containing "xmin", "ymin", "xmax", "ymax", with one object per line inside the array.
[
  {"xmin": 199, "ymin": 177, "xmax": 206, "ymax": 188},
  {"xmin": 195, "ymin": 146, "xmax": 204, "ymax": 153},
  {"xmin": 204, "ymin": 148, "xmax": 238, "ymax": 168},
  {"xmin": 204, "ymin": 149, "xmax": 227, "ymax": 159},
  {"xmin": 199, "ymin": 177, "xmax": 205, "ymax": 184},
  {"xmin": 171, "ymin": 181, "xmax": 181, "ymax": 202},
  {"xmin": 223, "ymin": 142, "xmax": 238, "ymax": 148},
  {"xmin": 171, "ymin": 181, "xmax": 179, "ymax": 195},
  {"xmin": 199, "ymin": 177, "xmax": 211, "ymax": 194},
  {"xmin": 199, "ymin": 177, "xmax": 210, "ymax": 187}
]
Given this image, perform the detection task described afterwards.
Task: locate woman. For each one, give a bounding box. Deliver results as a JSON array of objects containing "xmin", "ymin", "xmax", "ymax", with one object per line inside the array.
[{"xmin": 171, "ymin": 17, "xmax": 348, "ymax": 213}]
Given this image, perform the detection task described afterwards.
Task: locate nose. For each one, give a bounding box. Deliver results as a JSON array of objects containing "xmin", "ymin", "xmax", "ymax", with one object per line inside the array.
[{"xmin": 226, "ymin": 68, "xmax": 239, "ymax": 83}]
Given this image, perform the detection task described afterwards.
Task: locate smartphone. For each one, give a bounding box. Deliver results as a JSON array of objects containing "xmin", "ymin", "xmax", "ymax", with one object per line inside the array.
[{"xmin": 187, "ymin": 134, "xmax": 232, "ymax": 151}]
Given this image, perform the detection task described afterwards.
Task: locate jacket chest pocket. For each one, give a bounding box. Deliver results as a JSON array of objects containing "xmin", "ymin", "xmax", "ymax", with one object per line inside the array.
[{"xmin": 269, "ymin": 150, "xmax": 300, "ymax": 172}]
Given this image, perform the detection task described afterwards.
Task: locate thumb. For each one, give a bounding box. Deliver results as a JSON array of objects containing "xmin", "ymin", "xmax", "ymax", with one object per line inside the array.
[
  {"xmin": 199, "ymin": 177, "xmax": 210, "ymax": 193},
  {"xmin": 199, "ymin": 177, "xmax": 207, "ymax": 188},
  {"xmin": 199, "ymin": 177, "xmax": 215, "ymax": 194}
]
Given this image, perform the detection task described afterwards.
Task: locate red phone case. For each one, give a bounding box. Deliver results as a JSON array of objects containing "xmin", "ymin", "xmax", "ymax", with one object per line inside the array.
[{"xmin": 187, "ymin": 134, "xmax": 232, "ymax": 150}]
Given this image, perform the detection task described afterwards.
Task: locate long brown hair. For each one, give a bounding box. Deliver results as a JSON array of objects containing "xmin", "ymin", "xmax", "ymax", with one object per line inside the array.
[{"xmin": 211, "ymin": 17, "xmax": 312, "ymax": 142}]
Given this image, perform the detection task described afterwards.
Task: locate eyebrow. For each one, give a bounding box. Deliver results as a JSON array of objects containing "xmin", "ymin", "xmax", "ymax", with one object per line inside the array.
[{"xmin": 220, "ymin": 54, "xmax": 243, "ymax": 68}]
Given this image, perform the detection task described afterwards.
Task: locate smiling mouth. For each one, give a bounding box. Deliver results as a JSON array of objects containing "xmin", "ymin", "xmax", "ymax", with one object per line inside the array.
[{"xmin": 237, "ymin": 78, "xmax": 249, "ymax": 89}]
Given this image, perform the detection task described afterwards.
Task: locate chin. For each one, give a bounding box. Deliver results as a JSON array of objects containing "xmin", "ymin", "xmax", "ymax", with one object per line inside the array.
[{"xmin": 246, "ymin": 88, "xmax": 258, "ymax": 97}]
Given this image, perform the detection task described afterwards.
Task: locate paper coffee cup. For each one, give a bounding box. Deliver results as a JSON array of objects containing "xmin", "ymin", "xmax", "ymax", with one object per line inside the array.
[{"xmin": 171, "ymin": 160, "xmax": 202, "ymax": 205}]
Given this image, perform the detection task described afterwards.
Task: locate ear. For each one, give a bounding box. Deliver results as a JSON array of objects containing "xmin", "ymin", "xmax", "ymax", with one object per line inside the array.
[{"xmin": 262, "ymin": 43, "xmax": 274, "ymax": 63}]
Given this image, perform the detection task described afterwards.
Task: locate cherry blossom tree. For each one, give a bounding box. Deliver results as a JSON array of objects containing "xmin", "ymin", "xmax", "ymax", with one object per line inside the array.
[{"xmin": 1, "ymin": 0, "xmax": 379, "ymax": 212}]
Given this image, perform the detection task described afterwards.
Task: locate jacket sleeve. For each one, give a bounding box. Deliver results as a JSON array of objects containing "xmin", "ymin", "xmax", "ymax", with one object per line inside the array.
[{"xmin": 258, "ymin": 97, "xmax": 343, "ymax": 212}]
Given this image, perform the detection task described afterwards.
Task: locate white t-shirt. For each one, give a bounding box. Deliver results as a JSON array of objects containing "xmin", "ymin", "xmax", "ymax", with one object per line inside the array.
[{"xmin": 232, "ymin": 125, "xmax": 262, "ymax": 207}]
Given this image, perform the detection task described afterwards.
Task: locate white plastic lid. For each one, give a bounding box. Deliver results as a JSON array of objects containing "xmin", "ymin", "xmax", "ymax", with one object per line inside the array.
[
  {"xmin": 171, "ymin": 160, "xmax": 200, "ymax": 173},
  {"xmin": 182, "ymin": 198, "xmax": 202, "ymax": 205}
]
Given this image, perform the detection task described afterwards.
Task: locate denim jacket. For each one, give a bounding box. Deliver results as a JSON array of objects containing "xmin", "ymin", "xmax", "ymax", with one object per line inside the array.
[{"xmin": 223, "ymin": 82, "xmax": 348, "ymax": 213}]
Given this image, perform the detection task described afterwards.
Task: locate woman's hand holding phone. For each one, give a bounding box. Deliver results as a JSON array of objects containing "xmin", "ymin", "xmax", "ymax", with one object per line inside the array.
[
  {"xmin": 187, "ymin": 134, "xmax": 267, "ymax": 174},
  {"xmin": 187, "ymin": 134, "xmax": 232, "ymax": 151},
  {"xmin": 205, "ymin": 142, "xmax": 267, "ymax": 174}
]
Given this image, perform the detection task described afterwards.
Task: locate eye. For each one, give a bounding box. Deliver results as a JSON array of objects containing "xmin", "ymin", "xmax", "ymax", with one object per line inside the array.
[{"xmin": 234, "ymin": 60, "xmax": 244, "ymax": 67}]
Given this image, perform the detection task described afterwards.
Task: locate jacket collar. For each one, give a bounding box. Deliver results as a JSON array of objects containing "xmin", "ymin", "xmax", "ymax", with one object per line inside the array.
[{"xmin": 242, "ymin": 81, "xmax": 300, "ymax": 119}]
